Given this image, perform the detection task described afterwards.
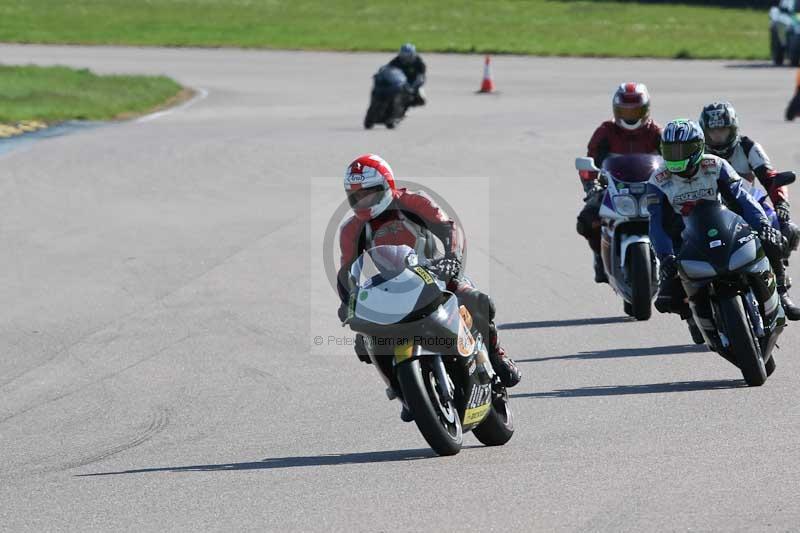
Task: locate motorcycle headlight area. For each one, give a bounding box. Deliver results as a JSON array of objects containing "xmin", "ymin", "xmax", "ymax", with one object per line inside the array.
[
  {"xmin": 613, "ymin": 194, "xmax": 638, "ymax": 217},
  {"xmin": 639, "ymin": 198, "xmax": 651, "ymax": 218},
  {"xmin": 680, "ymin": 259, "xmax": 717, "ymax": 279}
]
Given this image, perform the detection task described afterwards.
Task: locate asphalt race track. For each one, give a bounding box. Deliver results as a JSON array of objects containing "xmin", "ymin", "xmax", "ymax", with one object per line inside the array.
[{"xmin": 2, "ymin": 45, "xmax": 800, "ymax": 531}]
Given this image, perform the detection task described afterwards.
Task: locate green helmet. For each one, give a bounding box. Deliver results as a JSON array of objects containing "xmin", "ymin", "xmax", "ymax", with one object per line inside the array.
[{"xmin": 661, "ymin": 119, "xmax": 705, "ymax": 174}]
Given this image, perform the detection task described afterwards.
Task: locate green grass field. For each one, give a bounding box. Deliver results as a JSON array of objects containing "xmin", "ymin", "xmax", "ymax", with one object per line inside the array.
[
  {"xmin": 0, "ymin": 65, "xmax": 183, "ymax": 123},
  {"xmin": 0, "ymin": 0, "xmax": 770, "ymax": 59}
]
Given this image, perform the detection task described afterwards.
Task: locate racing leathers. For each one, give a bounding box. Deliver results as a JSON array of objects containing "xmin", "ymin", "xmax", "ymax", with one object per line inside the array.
[
  {"xmin": 388, "ymin": 55, "xmax": 426, "ymax": 106},
  {"xmin": 337, "ymin": 188, "xmax": 521, "ymax": 388},
  {"xmin": 576, "ymin": 120, "xmax": 662, "ymax": 282},
  {"xmin": 723, "ymin": 136, "xmax": 799, "ymax": 253},
  {"xmin": 646, "ymin": 154, "xmax": 787, "ymax": 321}
]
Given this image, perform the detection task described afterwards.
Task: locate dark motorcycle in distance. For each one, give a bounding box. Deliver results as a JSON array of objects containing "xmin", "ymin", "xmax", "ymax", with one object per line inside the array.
[
  {"xmin": 678, "ymin": 170, "xmax": 795, "ymax": 386},
  {"xmin": 343, "ymin": 245, "xmax": 514, "ymax": 456},
  {"xmin": 364, "ymin": 66, "xmax": 411, "ymax": 130}
]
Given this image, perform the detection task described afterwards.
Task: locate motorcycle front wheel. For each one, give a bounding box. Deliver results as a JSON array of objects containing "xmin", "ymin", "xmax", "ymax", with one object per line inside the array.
[
  {"xmin": 628, "ymin": 242, "xmax": 652, "ymax": 321},
  {"xmin": 396, "ymin": 358, "xmax": 462, "ymax": 456},
  {"xmin": 472, "ymin": 385, "xmax": 514, "ymax": 447},
  {"xmin": 718, "ymin": 295, "xmax": 767, "ymax": 386}
]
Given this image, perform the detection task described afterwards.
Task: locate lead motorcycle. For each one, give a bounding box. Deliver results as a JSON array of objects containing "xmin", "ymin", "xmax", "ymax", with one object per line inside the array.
[
  {"xmin": 575, "ymin": 154, "xmax": 660, "ymax": 320},
  {"xmin": 364, "ymin": 65, "xmax": 411, "ymax": 130},
  {"xmin": 678, "ymin": 192, "xmax": 793, "ymax": 386},
  {"xmin": 342, "ymin": 245, "xmax": 514, "ymax": 456}
]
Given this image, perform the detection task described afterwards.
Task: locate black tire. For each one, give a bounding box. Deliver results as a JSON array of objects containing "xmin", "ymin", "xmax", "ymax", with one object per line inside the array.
[
  {"xmin": 789, "ymin": 33, "xmax": 800, "ymax": 67},
  {"xmin": 623, "ymin": 301, "xmax": 633, "ymax": 317},
  {"xmin": 472, "ymin": 386, "xmax": 514, "ymax": 447},
  {"xmin": 766, "ymin": 355, "xmax": 776, "ymax": 377},
  {"xmin": 772, "ymin": 27, "xmax": 785, "ymax": 66},
  {"xmin": 396, "ymin": 358, "xmax": 462, "ymax": 456},
  {"xmin": 687, "ymin": 317, "xmax": 706, "ymax": 345},
  {"xmin": 718, "ymin": 296, "xmax": 766, "ymax": 386},
  {"xmin": 628, "ymin": 242, "xmax": 652, "ymax": 321}
]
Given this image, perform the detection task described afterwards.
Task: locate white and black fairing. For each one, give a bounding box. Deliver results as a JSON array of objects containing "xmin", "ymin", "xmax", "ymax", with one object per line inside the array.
[
  {"xmin": 347, "ymin": 245, "xmax": 451, "ymax": 336},
  {"xmin": 345, "ymin": 245, "xmax": 499, "ymax": 433}
]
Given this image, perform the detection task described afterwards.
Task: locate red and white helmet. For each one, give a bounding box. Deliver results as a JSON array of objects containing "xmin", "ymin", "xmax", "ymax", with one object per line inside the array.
[
  {"xmin": 613, "ymin": 82, "xmax": 651, "ymax": 131},
  {"xmin": 344, "ymin": 154, "xmax": 396, "ymax": 221}
]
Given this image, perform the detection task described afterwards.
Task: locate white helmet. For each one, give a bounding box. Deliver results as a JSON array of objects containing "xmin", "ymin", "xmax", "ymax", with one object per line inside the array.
[{"xmin": 344, "ymin": 154, "xmax": 396, "ymax": 221}]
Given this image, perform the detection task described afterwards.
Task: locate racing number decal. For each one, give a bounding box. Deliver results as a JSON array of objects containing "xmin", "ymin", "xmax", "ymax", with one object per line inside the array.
[{"xmin": 413, "ymin": 266, "xmax": 434, "ymax": 284}]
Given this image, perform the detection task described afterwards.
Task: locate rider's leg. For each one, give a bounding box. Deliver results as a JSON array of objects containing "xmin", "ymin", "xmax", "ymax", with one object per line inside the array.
[
  {"xmin": 452, "ymin": 280, "xmax": 521, "ymax": 388},
  {"xmin": 576, "ymin": 203, "xmax": 606, "ymax": 283}
]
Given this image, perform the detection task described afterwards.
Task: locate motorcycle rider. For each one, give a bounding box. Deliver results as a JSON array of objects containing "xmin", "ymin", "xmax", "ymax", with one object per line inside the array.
[
  {"xmin": 337, "ymin": 155, "xmax": 521, "ymax": 418},
  {"xmin": 698, "ymin": 102, "xmax": 800, "ymax": 319},
  {"xmin": 647, "ymin": 120, "xmax": 793, "ymax": 330},
  {"xmin": 577, "ymin": 82, "xmax": 662, "ymax": 283},
  {"xmin": 388, "ymin": 43, "xmax": 426, "ymax": 106}
]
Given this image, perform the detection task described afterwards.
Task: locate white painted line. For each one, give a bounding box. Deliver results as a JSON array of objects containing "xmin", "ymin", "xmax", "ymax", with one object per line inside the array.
[{"xmin": 136, "ymin": 88, "xmax": 209, "ymax": 123}]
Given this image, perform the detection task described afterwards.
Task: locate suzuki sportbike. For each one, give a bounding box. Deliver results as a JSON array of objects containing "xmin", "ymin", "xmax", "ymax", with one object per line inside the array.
[
  {"xmin": 679, "ymin": 199, "xmax": 788, "ymax": 386},
  {"xmin": 576, "ymin": 154, "xmax": 660, "ymax": 320},
  {"xmin": 342, "ymin": 245, "xmax": 514, "ymax": 456}
]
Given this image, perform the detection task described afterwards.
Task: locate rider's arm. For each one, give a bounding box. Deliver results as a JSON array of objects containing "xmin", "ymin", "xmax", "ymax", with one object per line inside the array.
[
  {"xmin": 718, "ymin": 160, "xmax": 770, "ymax": 228},
  {"xmin": 399, "ymin": 191, "xmax": 464, "ymax": 258},
  {"xmin": 744, "ymin": 137, "xmax": 788, "ymax": 204},
  {"xmin": 337, "ymin": 217, "xmax": 364, "ymax": 302},
  {"xmin": 587, "ymin": 123, "xmax": 611, "ymax": 168},
  {"xmin": 645, "ymin": 183, "xmax": 674, "ymax": 258}
]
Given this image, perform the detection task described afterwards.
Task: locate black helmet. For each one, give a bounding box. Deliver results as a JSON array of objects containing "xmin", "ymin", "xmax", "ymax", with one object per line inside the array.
[{"xmin": 699, "ymin": 101, "xmax": 739, "ymax": 158}]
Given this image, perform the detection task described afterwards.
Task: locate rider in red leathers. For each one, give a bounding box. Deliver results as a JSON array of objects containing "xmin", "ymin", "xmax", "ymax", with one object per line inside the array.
[
  {"xmin": 337, "ymin": 154, "xmax": 521, "ymax": 421},
  {"xmin": 577, "ymin": 82, "xmax": 662, "ymax": 282}
]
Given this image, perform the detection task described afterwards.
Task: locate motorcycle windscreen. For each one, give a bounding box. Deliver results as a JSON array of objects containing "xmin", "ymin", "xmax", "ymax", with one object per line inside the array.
[
  {"xmin": 351, "ymin": 245, "xmax": 443, "ymax": 325},
  {"xmin": 602, "ymin": 154, "xmax": 661, "ymax": 184},
  {"xmin": 679, "ymin": 200, "xmax": 756, "ymax": 273}
]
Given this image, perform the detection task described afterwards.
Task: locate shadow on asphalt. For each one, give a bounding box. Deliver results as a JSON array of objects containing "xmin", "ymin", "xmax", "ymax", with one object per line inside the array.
[
  {"xmin": 76, "ymin": 447, "xmax": 464, "ymax": 476},
  {"xmin": 516, "ymin": 344, "xmax": 707, "ymax": 363},
  {"xmin": 498, "ymin": 316, "xmax": 631, "ymax": 330},
  {"xmin": 724, "ymin": 63, "xmax": 780, "ymax": 69},
  {"xmin": 511, "ymin": 379, "xmax": 744, "ymax": 399}
]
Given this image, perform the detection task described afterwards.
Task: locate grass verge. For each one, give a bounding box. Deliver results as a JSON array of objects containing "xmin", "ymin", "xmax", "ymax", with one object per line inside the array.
[
  {"xmin": 0, "ymin": 64, "xmax": 184, "ymax": 123},
  {"xmin": 0, "ymin": 0, "xmax": 770, "ymax": 60}
]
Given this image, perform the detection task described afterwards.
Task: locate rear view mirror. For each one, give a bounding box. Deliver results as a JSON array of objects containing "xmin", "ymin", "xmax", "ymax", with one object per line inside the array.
[
  {"xmin": 575, "ymin": 157, "xmax": 599, "ymax": 172},
  {"xmin": 774, "ymin": 171, "xmax": 796, "ymax": 187}
]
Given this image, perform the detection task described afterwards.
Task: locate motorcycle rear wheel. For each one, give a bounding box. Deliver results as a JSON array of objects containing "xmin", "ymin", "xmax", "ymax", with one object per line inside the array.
[
  {"xmin": 472, "ymin": 386, "xmax": 514, "ymax": 447},
  {"xmin": 718, "ymin": 296, "xmax": 767, "ymax": 386},
  {"xmin": 396, "ymin": 358, "xmax": 463, "ymax": 456}
]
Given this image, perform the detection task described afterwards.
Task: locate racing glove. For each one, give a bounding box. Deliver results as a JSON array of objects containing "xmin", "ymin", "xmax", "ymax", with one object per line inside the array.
[
  {"xmin": 775, "ymin": 200, "xmax": 792, "ymax": 225},
  {"xmin": 659, "ymin": 255, "xmax": 678, "ymax": 282},
  {"xmin": 337, "ymin": 300, "xmax": 350, "ymax": 323},
  {"xmin": 430, "ymin": 255, "xmax": 462, "ymax": 283},
  {"xmin": 760, "ymin": 223, "xmax": 784, "ymax": 250}
]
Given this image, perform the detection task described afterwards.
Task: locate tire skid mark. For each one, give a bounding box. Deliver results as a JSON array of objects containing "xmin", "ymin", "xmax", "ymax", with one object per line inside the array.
[
  {"xmin": 0, "ymin": 332, "xmax": 190, "ymax": 426},
  {"xmin": 61, "ymin": 407, "xmax": 170, "ymax": 471}
]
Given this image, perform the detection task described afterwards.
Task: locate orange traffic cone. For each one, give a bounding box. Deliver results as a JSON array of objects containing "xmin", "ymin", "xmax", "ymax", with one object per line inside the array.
[{"xmin": 477, "ymin": 55, "xmax": 495, "ymax": 93}]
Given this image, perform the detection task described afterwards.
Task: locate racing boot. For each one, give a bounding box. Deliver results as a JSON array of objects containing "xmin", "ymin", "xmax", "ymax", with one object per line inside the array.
[
  {"xmin": 487, "ymin": 327, "xmax": 521, "ymax": 388},
  {"xmin": 594, "ymin": 252, "xmax": 608, "ymax": 284},
  {"xmin": 778, "ymin": 279, "xmax": 800, "ymax": 321},
  {"xmin": 400, "ymin": 403, "xmax": 414, "ymax": 422}
]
